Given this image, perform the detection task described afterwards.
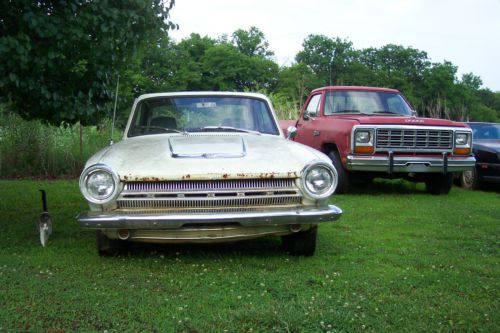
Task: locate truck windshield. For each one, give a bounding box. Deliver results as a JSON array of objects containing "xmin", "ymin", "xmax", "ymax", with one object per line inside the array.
[
  {"xmin": 323, "ymin": 91, "xmax": 413, "ymax": 116},
  {"xmin": 128, "ymin": 96, "xmax": 280, "ymax": 137},
  {"xmin": 468, "ymin": 123, "xmax": 500, "ymax": 140}
]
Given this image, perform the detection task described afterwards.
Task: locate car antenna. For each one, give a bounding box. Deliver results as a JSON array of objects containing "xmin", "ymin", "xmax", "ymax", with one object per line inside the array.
[{"xmin": 109, "ymin": 74, "xmax": 120, "ymax": 146}]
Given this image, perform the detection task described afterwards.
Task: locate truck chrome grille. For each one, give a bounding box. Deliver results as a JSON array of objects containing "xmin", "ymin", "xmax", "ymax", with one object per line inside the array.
[
  {"xmin": 117, "ymin": 179, "xmax": 302, "ymax": 209},
  {"xmin": 376, "ymin": 128, "xmax": 453, "ymax": 150}
]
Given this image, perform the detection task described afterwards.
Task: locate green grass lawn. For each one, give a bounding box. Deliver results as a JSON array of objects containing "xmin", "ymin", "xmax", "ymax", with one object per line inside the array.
[{"xmin": 0, "ymin": 180, "xmax": 498, "ymax": 332}]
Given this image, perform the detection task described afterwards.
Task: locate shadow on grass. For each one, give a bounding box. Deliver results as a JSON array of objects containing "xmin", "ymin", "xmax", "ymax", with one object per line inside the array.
[
  {"xmin": 115, "ymin": 237, "xmax": 289, "ymax": 259},
  {"xmin": 347, "ymin": 178, "xmax": 426, "ymax": 195}
]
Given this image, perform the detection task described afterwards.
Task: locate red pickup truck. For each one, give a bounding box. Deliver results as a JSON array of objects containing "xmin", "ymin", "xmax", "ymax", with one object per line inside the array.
[{"xmin": 281, "ymin": 86, "xmax": 476, "ymax": 194}]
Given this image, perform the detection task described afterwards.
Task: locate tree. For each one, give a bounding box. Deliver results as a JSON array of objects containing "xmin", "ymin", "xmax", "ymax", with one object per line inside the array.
[
  {"xmin": 201, "ymin": 42, "xmax": 278, "ymax": 91},
  {"xmin": 295, "ymin": 35, "xmax": 354, "ymax": 85},
  {"xmin": 0, "ymin": 0, "xmax": 177, "ymax": 124},
  {"xmin": 276, "ymin": 63, "xmax": 320, "ymax": 109},
  {"xmin": 231, "ymin": 26, "xmax": 274, "ymax": 58}
]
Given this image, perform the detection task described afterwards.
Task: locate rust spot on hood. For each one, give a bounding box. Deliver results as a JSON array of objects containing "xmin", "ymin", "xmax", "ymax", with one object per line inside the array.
[{"xmin": 259, "ymin": 172, "xmax": 277, "ymax": 179}]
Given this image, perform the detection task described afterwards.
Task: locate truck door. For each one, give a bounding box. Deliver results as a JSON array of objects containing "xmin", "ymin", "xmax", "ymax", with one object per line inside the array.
[{"xmin": 296, "ymin": 93, "xmax": 323, "ymax": 150}]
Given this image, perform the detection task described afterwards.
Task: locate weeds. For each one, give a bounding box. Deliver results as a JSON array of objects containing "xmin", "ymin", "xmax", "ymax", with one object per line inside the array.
[{"xmin": 0, "ymin": 107, "xmax": 122, "ymax": 178}]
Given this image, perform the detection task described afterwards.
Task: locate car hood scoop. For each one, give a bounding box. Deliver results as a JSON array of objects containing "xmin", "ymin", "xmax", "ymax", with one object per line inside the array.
[{"xmin": 168, "ymin": 135, "xmax": 246, "ymax": 158}]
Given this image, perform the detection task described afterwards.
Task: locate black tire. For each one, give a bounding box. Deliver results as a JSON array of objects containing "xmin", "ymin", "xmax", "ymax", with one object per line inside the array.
[
  {"xmin": 328, "ymin": 151, "xmax": 349, "ymax": 194},
  {"xmin": 96, "ymin": 230, "xmax": 123, "ymax": 257},
  {"xmin": 460, "ymin": 168, "xmax": 479, "ymax": 190},
  {"xmin": 425, "ymin": 173, "xmax": 453, "ymax": 195},
  {"xmin": 282, "ymin": 226, "xmax": 317, "ymax": 256}
]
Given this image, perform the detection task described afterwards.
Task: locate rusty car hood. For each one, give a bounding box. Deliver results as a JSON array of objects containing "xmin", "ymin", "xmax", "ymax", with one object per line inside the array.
[{"xmin": 86, "ymin": 133, "xmax": 328, "ymax": 181}]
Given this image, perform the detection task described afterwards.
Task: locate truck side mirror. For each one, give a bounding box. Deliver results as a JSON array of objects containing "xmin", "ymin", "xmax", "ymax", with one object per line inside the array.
[
  {"xmin": 411, "ymin": 109, "xmax": 417, "ymax": 117},
  {"xmin": 286, "ymin": 126, "xmax": 298, "ymax": 140},
  {"xmin": 303, "ymin": 110, "xmax": 316, "ymax": 121}
]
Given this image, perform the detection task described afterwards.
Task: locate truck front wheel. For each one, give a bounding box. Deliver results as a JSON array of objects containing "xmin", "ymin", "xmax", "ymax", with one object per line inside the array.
[
  {"xmin": 282, "ymin": 226, "xmax": 317, "ymax": 256},
  {"xmin": 425, "ymin": 173, "xmax": 453, "ymax": 195},
  {"xmin": 328, "ymin": 151, "xmax": 350, "ymax": 194},
  {"xmin": 460, "ymin": 169, "xmax": 479, "ymax": 190}
]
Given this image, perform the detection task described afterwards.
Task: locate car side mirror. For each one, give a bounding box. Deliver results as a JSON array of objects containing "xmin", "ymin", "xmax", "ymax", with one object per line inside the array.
[{"xmin": 286, "ymin": 126, "xmax": 298, "ymax": 140}]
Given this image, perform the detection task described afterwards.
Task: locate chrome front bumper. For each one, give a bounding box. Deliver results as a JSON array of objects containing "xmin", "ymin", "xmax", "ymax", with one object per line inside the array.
[
  {"xmin": 76, "ymin": 205, "xmax": 342, "ymax": 229},
  {"xmin": 346, "ymin": 154, "xmax": 476, "ymax": 173}
]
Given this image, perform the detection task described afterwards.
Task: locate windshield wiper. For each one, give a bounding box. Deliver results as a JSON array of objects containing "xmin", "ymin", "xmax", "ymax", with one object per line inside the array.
[
  {"xmin": 193, "ymin": 126, "xmax": 260, "ymax": 135},
  {"xmin": 334, "ymin": 109, "xmax": 370, "ymax": 115},
  {"xmin": 372, "ymin": 110, "xmax": 399, "ymax": 115},
  {"xmin": 135, "ymin": 126, "xmax": 187, "ymax": 134}
]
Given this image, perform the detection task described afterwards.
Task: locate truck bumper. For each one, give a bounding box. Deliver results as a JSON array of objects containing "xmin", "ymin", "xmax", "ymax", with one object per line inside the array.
[
  {"xmin": 76, "ymin": 205, "xmax": 342, "ymax": 229},
  {"xmin": 346, "ymin": 154, "xmax": 476, "ymax": 173},
  {"xmin": 477, "ymin": 162, "xmax": 500, "ymax": 183}
]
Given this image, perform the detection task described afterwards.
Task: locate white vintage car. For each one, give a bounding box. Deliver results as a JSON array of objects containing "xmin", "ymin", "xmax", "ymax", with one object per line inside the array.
[{"xmin": 77, "ymin": 92, "xmax": 342, "ymax": 256}]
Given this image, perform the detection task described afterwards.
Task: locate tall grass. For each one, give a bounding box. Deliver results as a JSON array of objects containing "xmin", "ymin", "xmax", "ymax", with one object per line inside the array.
[{"xmin": 0, "ymin": 107, "xmax": 122, "ymax": 178}]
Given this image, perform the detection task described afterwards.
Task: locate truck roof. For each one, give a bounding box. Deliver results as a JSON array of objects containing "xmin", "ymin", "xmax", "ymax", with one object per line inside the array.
[{"xmin": 311, "ymin": 86, "xmax": 400, "ymax": 94}]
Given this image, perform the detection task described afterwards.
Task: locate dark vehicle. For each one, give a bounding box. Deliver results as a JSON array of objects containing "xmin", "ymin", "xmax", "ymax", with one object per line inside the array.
[{"xmin": 459, "ymin": 122, "xmax": 500, "ymax": 189}]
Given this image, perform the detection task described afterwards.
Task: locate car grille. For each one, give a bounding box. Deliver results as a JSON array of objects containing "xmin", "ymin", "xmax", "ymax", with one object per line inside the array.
[
  {"xmin": 117, "ymin": 178, "xmax": 302, "ymax": 209},
  {"xmin": 376, "ymin": 128, "xmax": 453, "ymax": 151}
]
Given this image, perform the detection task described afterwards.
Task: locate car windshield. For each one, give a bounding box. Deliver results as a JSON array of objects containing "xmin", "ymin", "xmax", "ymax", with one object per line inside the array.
[
  {"xmin": 323, "ymin": 91, "xmax": 413, "ymax": 116},
  {"xmin": 127, "ymin": 95, "xmax": 280, "ymax": 137},
  {"xmin": 469, "ymin": 123, "xmax": 500, "ymax": 140}
]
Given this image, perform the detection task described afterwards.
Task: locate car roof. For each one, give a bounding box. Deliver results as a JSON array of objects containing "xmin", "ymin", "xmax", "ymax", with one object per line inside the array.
[
  {"xmin": 311, "ymin": 86, "xmax": 400, "ymax": 94},
  {"xmin": 136, "ymin": 91, "xmax": 270, "ymax": 102}
]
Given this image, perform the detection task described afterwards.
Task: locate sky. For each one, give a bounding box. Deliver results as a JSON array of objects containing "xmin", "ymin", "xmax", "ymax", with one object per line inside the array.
[{"xmin": 168, "ymin": 0, "xmax": 500, "ymax": 92}]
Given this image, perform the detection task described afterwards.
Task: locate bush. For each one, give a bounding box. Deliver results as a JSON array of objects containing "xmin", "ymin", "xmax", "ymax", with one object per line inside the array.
[{"xmin": 0, "ymin": 106, "xmax": 122, "ymax": 178}]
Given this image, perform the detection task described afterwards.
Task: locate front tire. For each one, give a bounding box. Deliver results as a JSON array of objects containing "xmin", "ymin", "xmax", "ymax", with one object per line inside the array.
[
  {"xmin": 96, "ymin": 230, "xmax": 123, "ymax": 257},
  {"xmin": 425, "ymin": 173, "xmax": 453, "ymax": 195},
  {"xmin": 328, "ymin": 151, "xmax": 349, "ymax": 194},
  {"xmin": 460, "ymin": 168, "xmax": 479, "ymax": 190},
  {"xmin": 282, "ymin": 226, "xmax": 317, "ymax": 256}
]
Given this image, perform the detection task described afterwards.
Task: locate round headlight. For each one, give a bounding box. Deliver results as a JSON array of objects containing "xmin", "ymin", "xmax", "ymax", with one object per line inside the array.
[
  {"xmin": 80, "ymin": 164, "xmax": 119, "ymax": 204},
  {"xmin": 303, "ymin": 163, "xmax": 337, "ymax": 199},
  {"xmin": 455, "ymin": 133, "xmax": 468, "ymax": 145},
  {"xmin": 355, "ymin": 130, "xmax": 371, "ymax": 144}
]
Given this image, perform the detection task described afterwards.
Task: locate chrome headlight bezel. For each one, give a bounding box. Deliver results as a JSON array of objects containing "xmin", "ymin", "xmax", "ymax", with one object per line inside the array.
[
  {"xmin": 454, "ymin": 132, "xmax": 471, "ymax": 147},
  {"xmin": 301, "ymin": 162, "xmax": 338, "ymax": 200},
  {"xmin": 79, "ymin": 164, "xmax": 120, "ymax": 204}
]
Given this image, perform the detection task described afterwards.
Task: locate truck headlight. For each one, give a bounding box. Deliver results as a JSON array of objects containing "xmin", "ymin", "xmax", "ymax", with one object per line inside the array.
[
  {"xmin": 355, "ymin": 130, "xmax": 371, "ymax": 143},
  {"xmin": 455, "ymin": 133, "xmax": 469, "ymax": 145},
  {"xmin": 302, "ymin": 162, "xmax": 337, "ymax": 199},
  {"xmin": 353, "ymin": 128, "xmax": 374, "ymax": 154},
  {"xmin": 79, "ymin": 164, "xmax": 120, "ymax": 204},
  {"xmin": 453, "ymin": 131, "xmax": 472, "ymax": 155}
]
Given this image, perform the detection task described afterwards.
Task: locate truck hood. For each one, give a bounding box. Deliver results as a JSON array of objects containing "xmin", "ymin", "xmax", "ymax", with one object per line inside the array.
[
  {"xmin": 86, "ymin": 133, "xmax": 329, "ymax": 181},
  {"xmin": 474, "ymin": 140, "xmax": 500, "ymax": 153},
  {"xmin": 341, "ymin": 115, "xmax": 467, "ymax": 127}
]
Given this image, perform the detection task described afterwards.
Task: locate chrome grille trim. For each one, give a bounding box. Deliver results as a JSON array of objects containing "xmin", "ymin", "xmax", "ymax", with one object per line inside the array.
[
  {"xmin": 125, "ymin": 178, "xmax": 296, "ymax": 191},
  {"xmin": 117, "ymin": 178, "xmax": 302, "ymax": 209},
  {"xmin": 376, "ymin": 128, "xmax": 453, "ymax": 151}
]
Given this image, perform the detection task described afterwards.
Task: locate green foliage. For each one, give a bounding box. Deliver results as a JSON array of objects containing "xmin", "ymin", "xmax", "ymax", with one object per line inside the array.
[
  {"xmin": 0, "ymin": 180, "xmax": 498, "ymax": 331},
  {"xmin": 132, "ymin": 28, "xmax": 279, "ymax": 94},
  {"xmin": 0, "ymin": 0, "xmax": 177, "ymax": 125},
  {"xmin": 232, "ymin": 26, "xmax": 274, "ymax": 58},
  {"xmin": 0, "ymin": 109, "xmax": 121, "ymax": 178},
  {"xmin": 276, "ymin": 63, "xmax": 322, "ymax": 109},
  {"xmin": 296, "ymin": 35, "xmax": 355, "ymax": 86}
]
